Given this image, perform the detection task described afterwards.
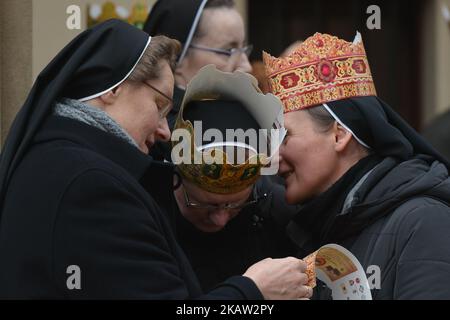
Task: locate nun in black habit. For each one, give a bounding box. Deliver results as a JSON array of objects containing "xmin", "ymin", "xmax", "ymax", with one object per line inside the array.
[
  {"xmin": 143, "ymin": 0, "xmax": 253, "ymax": 161},
  {"xmin": 264, "ymin": 32, "xmax": 450, "ymax": 299},
  {"xmin": 0, "ymin": 19, "xmax": 308, "ymax": 300}
]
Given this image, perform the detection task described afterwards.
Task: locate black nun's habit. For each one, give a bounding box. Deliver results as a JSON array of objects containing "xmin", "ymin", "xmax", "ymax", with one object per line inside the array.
[
  {"xmin": 0, "ymin": 19, "xmax": 151, "ymax": 205},
  {"xmin": 0, "ymin": 19, "xmax": 262, "ymax": 300},
  {"xmin": 143, "ymin": 0, "xmax": 208, "ymax": 64},
  {"xmin": 143, "ymin": 0, "xmax": 209, "ymax": 161}
]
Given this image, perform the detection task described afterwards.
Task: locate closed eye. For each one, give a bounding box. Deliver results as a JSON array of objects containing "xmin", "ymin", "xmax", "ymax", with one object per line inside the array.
[{"xmin": 282, "ymin": 131, "xmax": 290, "ymax": 143}]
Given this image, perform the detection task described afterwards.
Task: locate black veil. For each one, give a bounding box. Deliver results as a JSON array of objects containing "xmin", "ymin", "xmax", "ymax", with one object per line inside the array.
[{"xmin": 0, "ymin": 19, "xmax": 151, "ymax": 213}]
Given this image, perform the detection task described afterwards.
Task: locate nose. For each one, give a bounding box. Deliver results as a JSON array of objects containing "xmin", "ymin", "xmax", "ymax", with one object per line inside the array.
[
  {"xmin": 209, "ymin": 209, "xmax": 232, "ymax": 228},
  {"xmin": 278, "ymin": 143, "xmax": 286, "ymax": 162},
  {"xmin": 156, "ymin": 117, "xmax": 171, "ymax": 142},
  {"xmin": 277, "ymin": 145, "xmax": 287, "ymax": 172},
  {"xmin": 236, "ymin": 53, "xmax": 252, "ymax": 73}
]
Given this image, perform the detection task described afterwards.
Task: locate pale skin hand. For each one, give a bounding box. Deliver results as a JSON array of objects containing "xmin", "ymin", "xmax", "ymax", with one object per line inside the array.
[{"xmin": 243, "ymin": 257, "xmax": 313, "ymax": 300}]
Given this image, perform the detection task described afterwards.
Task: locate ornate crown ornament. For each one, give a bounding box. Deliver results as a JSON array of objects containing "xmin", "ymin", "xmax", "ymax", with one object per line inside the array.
[
  {"xmin": 263, "ymin": 32, "xmax": 377, "ymax": 112},
  {"xmin": 88, "ymin": 1, "xmax": 150, "ymax": 29},
  {"xmin": 172, "ymin": 65, "xmax": 285, "ymax": 194}
]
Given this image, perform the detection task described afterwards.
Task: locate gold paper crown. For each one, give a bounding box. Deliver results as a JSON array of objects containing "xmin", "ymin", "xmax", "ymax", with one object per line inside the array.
[
  {"xmin": 172, "ymin": 65, "xmax": 284, "ymax": 194},
  {"xmin": 174, "ymin": 116, "xmax": 266, "ymax": 194},
  {"xmin": 263, "ymin": 32, "xmax": 377, "ymax": 112}
]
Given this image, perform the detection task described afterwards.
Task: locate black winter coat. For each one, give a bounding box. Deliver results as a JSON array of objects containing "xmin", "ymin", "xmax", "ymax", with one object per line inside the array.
[
  {"xmin": 0, "ymin": 116, "xmax": 262, "ymax": 299},
  {"xmin": 423, "ymin": 109, "xmax": 450, "ymax": 161},
  {"xmin": 291, "ymin": 156, "xmax": 450, "ymax": 300},
  {"xmin": 175, "ymin": 176, "xmax": 298, "ymax": 291}
]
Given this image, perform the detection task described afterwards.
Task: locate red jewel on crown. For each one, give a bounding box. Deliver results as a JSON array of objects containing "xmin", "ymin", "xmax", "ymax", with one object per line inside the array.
[
  {"xmin": 317, "ymin": 59, "xmax": 336, "ymax": 83},
  {"xmin": 321, "ymin": 64, "xmax": 331, "ymax": 76}
]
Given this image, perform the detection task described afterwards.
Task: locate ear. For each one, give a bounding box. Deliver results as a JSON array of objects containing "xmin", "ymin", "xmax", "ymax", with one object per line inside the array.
[
  {"xmin": 333, "ymin": 122, "xmax": 353, "ymax": 153},
  {"xmin": 98, "ymin": 84, "xmax": 124, "ymax": 105}
]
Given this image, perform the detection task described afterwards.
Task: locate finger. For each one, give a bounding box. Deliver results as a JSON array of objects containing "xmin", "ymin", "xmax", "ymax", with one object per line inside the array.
[
  {"xmin": 298, "ymin": 272, "xmax": 309, "ymax": 286},
  {"xmin": 306, "ymin": 286, "xmax": 314, "ymax": 298},
  {"xmin": 298, "ymin": 260, "xmax": 307, "ymax": 273},
  {"xmin": 299, "ymin": 285, "xmax": 314, "ymax": 299}
]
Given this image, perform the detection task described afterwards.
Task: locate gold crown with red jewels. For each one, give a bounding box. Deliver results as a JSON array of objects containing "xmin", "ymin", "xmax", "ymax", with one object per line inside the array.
[{"xmin": 263, "ymin": 32, "xmax": 377, "ymax": 112}]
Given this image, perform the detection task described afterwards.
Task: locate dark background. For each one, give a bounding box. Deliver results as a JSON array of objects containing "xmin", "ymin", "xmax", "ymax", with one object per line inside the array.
[{"xmin": 248, "ymin": 0, "xmax": 425, "ymax": 130}]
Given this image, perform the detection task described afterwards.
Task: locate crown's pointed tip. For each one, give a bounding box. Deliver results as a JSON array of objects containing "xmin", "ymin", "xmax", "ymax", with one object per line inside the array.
[
  {"xmin": 262, "ymin": 51, "xmax": 275, "ymax": 63},
  {"xmin": 353, "ymin": 31, "xmax": 363, "ymax": 44}
]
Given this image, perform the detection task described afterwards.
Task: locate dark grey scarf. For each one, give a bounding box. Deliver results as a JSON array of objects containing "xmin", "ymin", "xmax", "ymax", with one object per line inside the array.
[{"xmin": 53, "ymin": 98, "xmax": 138, "ymax": 148}]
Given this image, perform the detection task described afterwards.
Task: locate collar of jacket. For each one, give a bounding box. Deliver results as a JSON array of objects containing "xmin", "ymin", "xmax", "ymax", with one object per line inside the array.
[
  {"xmin": 290, "ymin": 154, "xmax": 450, "ymax": 250},
  {"xmin": 332, "ymin": 155, "xmax": 450, "ymax": 239},
  {"xmin": 33, "ymin": 115, "xmax": 158, "ymax": 181},
  {"xmin": 286, "ymin": 154, "xmax": 381, "ymax": 251}
]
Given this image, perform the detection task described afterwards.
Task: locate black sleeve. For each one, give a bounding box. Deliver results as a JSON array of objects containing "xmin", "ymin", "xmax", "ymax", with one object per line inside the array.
[
  {"xmin": 53, "ymin": 169, "xmax": 263, "ymax": 300},
  {"xmin": 394, "ymin": 199, "xmax": 450, "ymax": 299},
  {"xmin": 200, "ymin": 276, "xmax": 263, "ymax": 300}
]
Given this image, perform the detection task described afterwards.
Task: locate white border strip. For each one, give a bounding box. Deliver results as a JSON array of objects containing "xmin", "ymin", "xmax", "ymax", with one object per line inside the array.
[
  {"xmin": 322, "ymin": 103, "xmax": 371, "ymax": 149},
  {"xmin": 177, "ymin": 0, "xmax": 209, "ymax": 65},
  {"xmin": 198, "ymin": 141, "xmax": 258, "ymax": 154},
  {"xmin": 78, "ymin": 36, "xmax": 152, "ymax": 102}
]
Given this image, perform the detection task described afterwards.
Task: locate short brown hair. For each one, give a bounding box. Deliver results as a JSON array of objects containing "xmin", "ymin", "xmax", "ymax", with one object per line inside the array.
[{"xmin": 128, "ymin": 35, "xmax": 181, "ymax": 82}]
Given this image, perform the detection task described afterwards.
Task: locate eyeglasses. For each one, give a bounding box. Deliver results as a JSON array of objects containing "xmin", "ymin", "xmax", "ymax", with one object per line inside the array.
[
  {"xmin": 182, "ymin": 184, "xmax": 267, "ymax": 211},
  {"xmin": 142, "ymin": 82, "xmax": 173, "ymax": 119},
  {"xmin": 189, "ymin": 44, "xmax": 253, "ymax": 58}
]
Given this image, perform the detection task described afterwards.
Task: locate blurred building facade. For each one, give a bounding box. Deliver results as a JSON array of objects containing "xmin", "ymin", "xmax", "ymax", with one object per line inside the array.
[{"xmin": 1, "ymin": 0, "xmax": 449, "ymax": 145}]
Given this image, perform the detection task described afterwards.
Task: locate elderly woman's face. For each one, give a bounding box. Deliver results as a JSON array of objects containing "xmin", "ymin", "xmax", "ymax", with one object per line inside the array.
[
  {"xmin": 175, "ymin": 180, "xmax": 253, "ymax": 233},
  {"xmin": 179, "ymin": 8, "xmax": 252, "ymax": 84},
  {"xmin": 106, "ymin": 61, "xmax": 174, "ymax": 154},
  {"xmin": 278, "ymin": 110, "xmax": 340, "ymax": 204}
]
